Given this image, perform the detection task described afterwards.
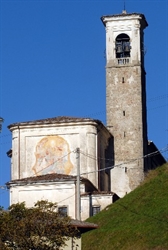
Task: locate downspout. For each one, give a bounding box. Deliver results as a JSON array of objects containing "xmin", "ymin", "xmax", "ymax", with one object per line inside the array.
[
  {"xmin": 97, "ymin": 126, "xmax": 101, "ymax": 190},
  {"xmin": 18, "ymin": 125, "xmax": 20, "ymax": 179},
  {"xmin": 96, "ymin": 128, "xmax": 98, "ymax": 188},
  {"xmin": 89, "ymin": 193, "xmax": 92, "ymax": 217},
  {"xmin": 75, "ymin": 148, "xmax": 81, "ymax": 220}
]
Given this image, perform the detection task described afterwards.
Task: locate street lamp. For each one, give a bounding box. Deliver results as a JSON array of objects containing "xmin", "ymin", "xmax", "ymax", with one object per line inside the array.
[{"xmin": 0, "ymin": 117, "xmax": 4, "ymax": 133}]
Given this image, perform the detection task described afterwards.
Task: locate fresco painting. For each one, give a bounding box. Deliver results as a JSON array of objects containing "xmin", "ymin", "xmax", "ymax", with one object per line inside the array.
[{"xmin": 32, "ymin": 135, "xmax": 73, "ymax": 176}]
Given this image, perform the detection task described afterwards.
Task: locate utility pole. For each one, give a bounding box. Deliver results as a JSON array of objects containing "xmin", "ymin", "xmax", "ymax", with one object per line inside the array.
[{"xmin": 76, "ymin": 147, "xmax": 81, "ymax": 220}]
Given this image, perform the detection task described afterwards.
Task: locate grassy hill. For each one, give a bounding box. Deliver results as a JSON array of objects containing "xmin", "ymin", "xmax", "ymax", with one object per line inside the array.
[{"xmin": 82, "ymin": 163, "xmax": 168, "ymax": 250}]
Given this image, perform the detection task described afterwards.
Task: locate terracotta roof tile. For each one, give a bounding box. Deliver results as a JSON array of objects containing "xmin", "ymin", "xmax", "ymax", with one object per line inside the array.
[
  {"xmin": 8, "ymin": 116, "xmax": 103, "ymax": 129},
  {"xmin": 6, "ymin": 173, "xmax": 79, "ymax": 185},
  {"xmin": 70, "ymin": 219, "xmax": 98, "ymax": 229},
  {"xmin": 6, "ymin": 173, "xmax": 98, "ymax": 192},
  {"xmin": 81, "ymin": 191, "xmax": 114, "ymax": 196}
]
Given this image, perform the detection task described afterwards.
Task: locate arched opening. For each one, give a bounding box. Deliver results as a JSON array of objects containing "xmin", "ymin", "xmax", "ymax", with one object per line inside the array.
[{"xmin": 115, "ymin": 33, "xmax": 131, "ymax": 58}]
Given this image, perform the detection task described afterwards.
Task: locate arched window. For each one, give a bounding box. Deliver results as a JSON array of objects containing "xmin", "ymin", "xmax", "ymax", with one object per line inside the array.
[{"xmin": 115, "ymin": 34, "xmax": 131, "ymax": 58}]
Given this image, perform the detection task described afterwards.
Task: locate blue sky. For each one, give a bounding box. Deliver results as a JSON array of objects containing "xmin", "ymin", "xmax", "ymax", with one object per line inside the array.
[{"xmin": 0, "ymin": 0, "xmax": 168, "ymax": 208}]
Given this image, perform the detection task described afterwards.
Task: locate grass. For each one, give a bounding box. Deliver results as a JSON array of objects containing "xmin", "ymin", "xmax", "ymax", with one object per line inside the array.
[{"xmin": 82, "ymin": 163, "xmax": 168, "ymax": 250}]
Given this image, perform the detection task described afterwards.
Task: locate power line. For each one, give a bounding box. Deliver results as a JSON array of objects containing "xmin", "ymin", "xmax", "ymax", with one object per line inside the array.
[
  {"xmin": 57, "ymin": 193, "xmax": 75, "ymax": 205},
  {"xmin": 51, "ymin": 146, "xmax": 168, "ymax": 207},
  {"xmin": 31, "ymin": 150, "xmax": 74, "ymax": 176},
  {"xmin": 80, "ymin": 146, "xmax": 168, "ymax": 176},
  {"xmin": 148, "ymin": 103, "xmax": 168, "ymax": 111},
  {"xmin": 147, "ymin": 94, "xmax": 168, "ymax": 102},
  {"xmin": 0, "ymin": 133, "xmax": 11, "ymax": 139},
  {"xmin": 0, "ymin": 186, "xmax": 7, "ymax": 190},
  {"xmin": 1, "ymin": 147, "xmax": 167, "ymax": 211},
  {"xmin": 80, "ymin": 146, "xmax": 168, "ymax": 166},
  {"xmin": 115, "ymin": 202, "xmax": 168, "ymax": 224}
]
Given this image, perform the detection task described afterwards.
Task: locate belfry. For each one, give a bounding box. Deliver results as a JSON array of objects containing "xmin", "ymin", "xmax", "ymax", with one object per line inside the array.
[{"xmin": 101, "ymin": 11, "xmax": 148, "ymax": 197}]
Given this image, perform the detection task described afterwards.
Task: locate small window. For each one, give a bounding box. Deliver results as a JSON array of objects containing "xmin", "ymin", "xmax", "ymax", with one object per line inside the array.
[
  {"xmin": 92, "ymin": 206, "xmax": 100, "ymax": 216},
  {"xmin": 58, "ymin": 206, "xmax": 68, "ymax": 217}
]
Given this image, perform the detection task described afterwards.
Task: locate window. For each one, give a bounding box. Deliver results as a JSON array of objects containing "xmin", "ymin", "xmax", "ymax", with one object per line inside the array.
[
  {"xmin": 92, "ymin": 206, "xmax": 100, "ymax": 216},
  {"xmin": 116, "ymin": 33, "xmax": 131, "ymax": 58},
  {"xmin": 58, "ymin": 206, "xmax": 68, "ymax": 217}
]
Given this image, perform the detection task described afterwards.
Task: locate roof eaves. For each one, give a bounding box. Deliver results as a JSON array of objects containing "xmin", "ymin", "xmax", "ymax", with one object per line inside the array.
[
  {"xmin": 8, "ymin": 116, "xmax": 105, "ymax": 130},
  {"xmin": 70, "ymin": 219, "xmax": 98, "ymax": 229},
  {"xmin": 101, "ymin": 12, "xmax": 148, "ymax": 27},
  {"xmin": 6, "ymin": 174, "xmax": 95, "ymax": 187}
]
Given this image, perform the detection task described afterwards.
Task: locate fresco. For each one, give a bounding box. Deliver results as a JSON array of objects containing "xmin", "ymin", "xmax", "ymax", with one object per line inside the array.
[{"xmin": 32, "ymin": 135, "xmax": 73, "ymax": 176}]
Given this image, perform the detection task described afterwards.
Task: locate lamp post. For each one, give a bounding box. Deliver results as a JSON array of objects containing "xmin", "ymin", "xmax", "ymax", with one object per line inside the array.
[{"xmin": 0, "ymin": 117, "xmax": 4, "ymax": 133}]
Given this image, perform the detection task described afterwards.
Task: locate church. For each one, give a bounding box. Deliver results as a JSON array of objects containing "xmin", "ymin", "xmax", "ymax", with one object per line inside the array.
[{"xmin": 6, "ymin": 10, "xmax": 166, "ymax": 222}]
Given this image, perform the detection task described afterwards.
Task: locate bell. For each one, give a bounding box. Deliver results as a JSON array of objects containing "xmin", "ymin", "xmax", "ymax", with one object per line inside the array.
[
  {"xmin": 124, "ymin": 45, "xmax": 130, "ymax": 52},
  {"xmin": 116, "ymin": 45, "xmax": 123, "ymax": 53}
]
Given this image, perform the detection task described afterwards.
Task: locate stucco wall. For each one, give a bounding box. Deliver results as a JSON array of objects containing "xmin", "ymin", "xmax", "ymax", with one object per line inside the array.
[
  {"xmin": 11, "ymin": 122, "xmax": 100, "ymax": 188},
  {"xmin": 10, "ymin": 182, "xmax": 76, "ymax": 218},
  {"xmin": 105, "ymin": 17, "xmax": 142, "ymax": 65},
  {"xmin": 62, "ymin": 238, "xmax": 81, "ymax": 250},
  {"xmin": 10, "ymin": 120, "xmax": 112, "ymax": 191},
  {"xmin": 9, "ymin": 181, "xmax": 114, "ymax": 221},
  {"xmin": 81, "ymin": 194, "xmax": 113, "ymax": 220}
]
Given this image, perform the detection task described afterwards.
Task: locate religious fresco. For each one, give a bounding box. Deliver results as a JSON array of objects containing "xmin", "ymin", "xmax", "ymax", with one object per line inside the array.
[{"xmin": 32, "ymin": 135, "xmax": 73, "ymax": 176}]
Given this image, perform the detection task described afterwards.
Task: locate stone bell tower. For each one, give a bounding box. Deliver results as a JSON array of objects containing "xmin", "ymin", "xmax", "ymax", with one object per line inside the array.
[{"xmin": 101, "ymin": 11, "xmax": 148, "ymax": 197}]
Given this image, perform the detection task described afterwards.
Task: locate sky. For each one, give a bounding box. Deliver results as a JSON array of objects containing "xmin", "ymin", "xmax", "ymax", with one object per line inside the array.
[{"xmin": 0, "ymin": 0, "xmax": 168, "ymax": 209}]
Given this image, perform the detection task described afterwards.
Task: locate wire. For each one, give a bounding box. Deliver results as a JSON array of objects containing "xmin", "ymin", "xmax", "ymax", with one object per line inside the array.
[
  {"xmin": 79, "ymin": 146, "xmax": 168, "ymax": 176},
  {"xmin": 31, "ymin": 150, "xmax": 74, "ymax": 176},
  {"xmin": 55, "ymin": 146, "xmax": 168, "ymax": 206},
  {"xmin": 80, "ymin": 146, "xmax": 168, "ymax": 166},
  {"xmin": 115, "ymin": 202, "xmax": 168, "ymax": 224},
  {"xmin": 57, "ymin": 193, "xmax": 75, "ymax": 205},
  {"xmin": 0, "ymin": 186, "xmax": 7, "ymax": 190},
  {"xmin": 148, "ymin": 104, "xmax": 168, "ymax": 111},
  {"xmin": 148, "ymin": 94, "xmax": 168, "ymax": 102},
  {"xmin": 0, "ymin": 133, "xmax": 11, "ymax": 139},
  {"xmin": 1, "ymin": 146, "xmax": 167, "ymax": 211},
  {"xmin": 0, "ymin": 141, "xmax": 11, "ymax": 146}
]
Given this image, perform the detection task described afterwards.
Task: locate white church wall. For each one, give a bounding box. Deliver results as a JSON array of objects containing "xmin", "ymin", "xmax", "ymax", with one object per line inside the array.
[
  {"xmin": 105, "ymin": 16, "xmax": 141, "ymax": 65},
  {"xmin": 10, "ymin": 122, "xmax": 100, "ymax": 189},
  {"xmin": 81, "ymin": 193, "xmax": 113, "ymax": 220},
  {"xmin": 9, "ymin": 180, "xmax": 114, "ymax": 221},
  {"xmin": 9, "ymin": 182, "xmax": 76, "ymax": 219}
]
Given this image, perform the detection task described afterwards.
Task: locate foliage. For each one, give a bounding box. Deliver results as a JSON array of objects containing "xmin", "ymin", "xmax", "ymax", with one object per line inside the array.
[
  {"xmin": 0, "ymin": 200, "xmax": 78, "ymax": 250},
  {"xmin": 82, "ymin": 163, "xmax": 168, "ymax": 250}
]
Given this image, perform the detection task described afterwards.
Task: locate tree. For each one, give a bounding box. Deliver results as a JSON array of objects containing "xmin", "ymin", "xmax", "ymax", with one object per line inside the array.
[{"xmin": 0, "ymin": 200, "xmax": 78, "ymax": 250}]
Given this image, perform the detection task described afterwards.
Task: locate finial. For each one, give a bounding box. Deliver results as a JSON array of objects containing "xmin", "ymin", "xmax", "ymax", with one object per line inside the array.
[{"xmin": 122, "ymin": 0, "xmax": 127, "ymax": 14}]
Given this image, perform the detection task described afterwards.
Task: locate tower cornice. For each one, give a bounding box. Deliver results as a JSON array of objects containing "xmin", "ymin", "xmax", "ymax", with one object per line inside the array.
[{"xmin": 101, "ymin": 13, "xmax": 148, "ymax": 29}]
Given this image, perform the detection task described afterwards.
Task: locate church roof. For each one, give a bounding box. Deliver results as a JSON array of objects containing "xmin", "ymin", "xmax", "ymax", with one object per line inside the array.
[
  {"xmin": 6, "ymin": 173, "xmax": 98, "ymax": 191},
  {"xmin": 8, "ymin": 116, "xmax": 104, "ymax": 129},
  {"xmin": 70, "ymin": 219, "xmax": 98, "ymax": 231}
]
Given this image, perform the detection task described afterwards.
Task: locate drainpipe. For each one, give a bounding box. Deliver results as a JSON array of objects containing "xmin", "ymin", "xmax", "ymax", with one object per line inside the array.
[
  {"xmin": 76, "ymin": 148, "xmax": 81, "ymax": 220},
  {"xmin": 18, "ymin": 126, "xmax": 20, "ymax": 179}
]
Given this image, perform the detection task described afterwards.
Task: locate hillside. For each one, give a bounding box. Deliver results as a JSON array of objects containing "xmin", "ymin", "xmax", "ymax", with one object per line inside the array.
[{"xmin": 82, "ymin": 163, "xmax": 168, "ymax": 250}]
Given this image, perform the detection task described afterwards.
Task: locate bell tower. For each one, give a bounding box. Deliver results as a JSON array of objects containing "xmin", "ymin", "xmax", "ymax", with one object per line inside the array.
[{"xmin": 101, "ymin": 11, "xmax": 148, "ymax": 197}]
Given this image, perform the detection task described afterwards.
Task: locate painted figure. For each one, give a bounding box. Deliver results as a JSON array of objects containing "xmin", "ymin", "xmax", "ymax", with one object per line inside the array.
[{"xmin": 32, "ymin": 135, "xmax": 73, "ymax": 176}]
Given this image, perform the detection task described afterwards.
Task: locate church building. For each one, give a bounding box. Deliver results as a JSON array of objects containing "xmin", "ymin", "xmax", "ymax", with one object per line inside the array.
[{"xmin": 6, "ymin": 10, "xmax": 166, "ymax": 222}]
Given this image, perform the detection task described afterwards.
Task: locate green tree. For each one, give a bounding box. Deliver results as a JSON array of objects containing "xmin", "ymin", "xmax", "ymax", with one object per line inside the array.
[{"xmin": 0, "ymin": 200, "xmax": 78, "ymax": 250}]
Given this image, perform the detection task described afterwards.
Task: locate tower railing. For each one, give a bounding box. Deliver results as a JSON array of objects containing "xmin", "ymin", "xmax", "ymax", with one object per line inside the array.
[{"xmin": 117, "ymin": 57, "xmax": 130, "ymax": 65}]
